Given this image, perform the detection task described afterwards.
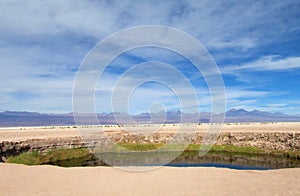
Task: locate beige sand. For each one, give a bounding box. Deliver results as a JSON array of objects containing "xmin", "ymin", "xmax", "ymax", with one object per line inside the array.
[
  {"xmin": 1, "ymin": 122, "xmax": 300, "ymax": 142},
  {"xmin": 0, "ymin": 163, "xmax": 299, "ymax": 195}
]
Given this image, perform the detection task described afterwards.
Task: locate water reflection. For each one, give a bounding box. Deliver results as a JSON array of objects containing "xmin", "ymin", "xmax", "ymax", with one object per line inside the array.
[{"xmin": 51, "ymin": 151, "xmax": 300, "ymax": 170}]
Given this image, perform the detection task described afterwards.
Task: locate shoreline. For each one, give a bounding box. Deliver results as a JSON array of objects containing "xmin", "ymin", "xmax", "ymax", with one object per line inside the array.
[{"xmin": 6, "ymin": 145, "xmax": 300, "ymax": 169}]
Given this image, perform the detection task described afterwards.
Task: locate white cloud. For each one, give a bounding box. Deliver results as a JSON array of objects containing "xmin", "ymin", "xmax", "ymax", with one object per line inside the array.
[
  {"xmin": 222, "ymin": 56, "xmax": 300, "ymax": 74},
  {"xmin": 1, "ymin": 1, "xmax": 297, "ymax": 49},
  {"xmin": 209, "ymin": 38, "xmax": 256, "ymax": 51},
  {"xmin": 266, "ymin": 103, "xmax": 288, "ymax": 108}
]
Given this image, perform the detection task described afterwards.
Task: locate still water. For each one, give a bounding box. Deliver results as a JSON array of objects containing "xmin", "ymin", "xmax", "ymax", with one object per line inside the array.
[{"xmin": 50, "ymin": 151, "xmax": 300, "ymax": 170}]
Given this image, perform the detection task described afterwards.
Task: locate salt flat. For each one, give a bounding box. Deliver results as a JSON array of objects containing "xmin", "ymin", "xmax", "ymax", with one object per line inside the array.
[{"xmin": 0, "ymin": 122, "xmax": 300, "ymax": 142}]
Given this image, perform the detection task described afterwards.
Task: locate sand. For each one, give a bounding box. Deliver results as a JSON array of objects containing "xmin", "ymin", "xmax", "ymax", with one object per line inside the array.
[{"xmin": 0, "ymin": 163, "xmax": 300, "ymax": 195}]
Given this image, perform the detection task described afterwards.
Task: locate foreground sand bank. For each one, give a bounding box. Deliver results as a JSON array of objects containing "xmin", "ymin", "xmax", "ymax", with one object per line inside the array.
[{"xmin": 1, "ymin": 163, "xmax": 300, "ymax": 195}]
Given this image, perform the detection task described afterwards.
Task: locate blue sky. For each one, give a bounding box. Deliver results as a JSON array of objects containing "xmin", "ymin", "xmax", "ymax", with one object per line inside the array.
[{"xmin": 0, "ymin": 0, "xmax": 300, "ymax": 114}]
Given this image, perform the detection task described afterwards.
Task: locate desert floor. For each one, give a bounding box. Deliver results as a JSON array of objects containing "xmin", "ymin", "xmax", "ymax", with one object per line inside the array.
[
  {"xmin": 1, "ymin": 122, "xmax": 300, "ymax": 141},
  {"xmin": 1, "ymin": 163, "xmax": 300, "ymax": 195}
]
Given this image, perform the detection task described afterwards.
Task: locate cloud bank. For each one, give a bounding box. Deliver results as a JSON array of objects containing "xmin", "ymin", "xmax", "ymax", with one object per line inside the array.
[{"xmin": 0, "ymin": 0, "xmax": 300, "ymax": 114}]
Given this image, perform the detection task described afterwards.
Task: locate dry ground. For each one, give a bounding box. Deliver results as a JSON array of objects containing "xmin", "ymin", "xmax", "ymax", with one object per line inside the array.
[
  {"xmin": 0, "ymin": 163, "xmax": 300, "ymax": 195},
  {"xmin": 1, "ymin": 122, "xmax": 300, "ymax": 142}
]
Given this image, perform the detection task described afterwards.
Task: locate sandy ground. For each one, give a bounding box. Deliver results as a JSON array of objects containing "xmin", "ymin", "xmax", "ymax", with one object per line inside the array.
[
  {"xmin": 0, "ymin": 122, "xmax": 300, "ymax": 142},
  {"xmin": 0, "ymin": 163, "xmax": 300, "ymax": 195}
]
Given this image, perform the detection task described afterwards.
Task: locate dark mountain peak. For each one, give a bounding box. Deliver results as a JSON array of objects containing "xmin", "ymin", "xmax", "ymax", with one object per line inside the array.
[
  {"xmin": 228, "ymin": 108, "xmax": 237, "ymax": 112},
  {"xmin": 134, "ymin": 113, "xmax": 151, "ymax": 118},
  {"xmin": 226, "ymin": 108, "xmax": 248, "ymax": 117},
  {"xmin": 237, "ymin": 108, "xmax": 248, "ymax": 112}
]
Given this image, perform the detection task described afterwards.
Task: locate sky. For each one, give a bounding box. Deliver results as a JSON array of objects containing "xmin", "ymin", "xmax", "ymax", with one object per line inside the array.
[{"xmin": 0, "ymin": 0, "xmax": 300, "ymax": 114}]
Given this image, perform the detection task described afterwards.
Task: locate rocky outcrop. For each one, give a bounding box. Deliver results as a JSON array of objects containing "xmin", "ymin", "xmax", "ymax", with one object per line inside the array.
[
  {"xmin": 0, "ymin": 137, "xmax": 83, "ymax": 162},
  {"xmin": 1, "ymin": 132, "xmax": 299, "ymax": 162},
  {"xmin": 216, "ymin": 132, "xmax": 300, "ymax": 151},
  {"xmin": 106, "ymin": 132, "xmax": 300, "ymax": 151}
]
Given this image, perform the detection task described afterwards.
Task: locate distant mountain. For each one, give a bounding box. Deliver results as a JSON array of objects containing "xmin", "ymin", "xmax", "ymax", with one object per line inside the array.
[
  {"xmin": 1, "ymin": 111, "xmax": 48, "ymax": 117},
  {"xmin": 0, "ymin": 111, "xmax": 74, "ymax": 127},
  {"xmin": 224, "ymin": 108, "xmax": 298, "ymax": 122},
  {"xmin": 0, "ymin": 109, "xmax": 299, "ymax": 127}
]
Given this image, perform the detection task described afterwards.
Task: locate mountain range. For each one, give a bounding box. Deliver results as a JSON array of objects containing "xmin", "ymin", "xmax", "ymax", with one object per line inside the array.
[{"xmin": 0, "ymin": 109, "xmax": 299, "ymax": 127}]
